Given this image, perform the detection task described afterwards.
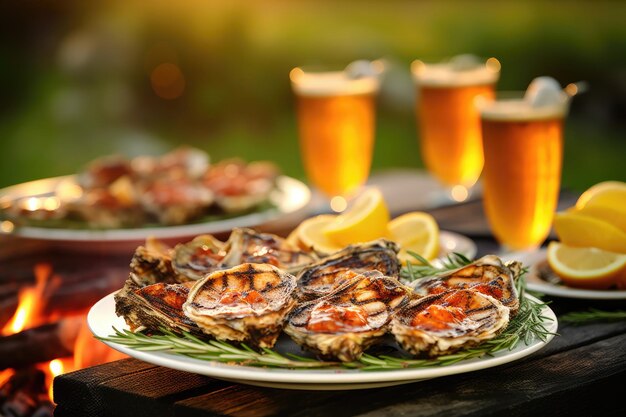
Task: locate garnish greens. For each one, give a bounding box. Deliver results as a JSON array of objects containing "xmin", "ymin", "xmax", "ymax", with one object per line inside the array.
[
  {"xmin": 98, "ymin": 254, "xmax": 554, "ymax": 371},
  {"xmin": 561, "ymin": 309, "xmax": 626, "ymax": 325}
]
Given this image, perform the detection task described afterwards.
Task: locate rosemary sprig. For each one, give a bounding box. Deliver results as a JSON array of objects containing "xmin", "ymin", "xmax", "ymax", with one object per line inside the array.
[
  {"xmin": 97, "ymin": 327, "xmax": 341, "ymax": 369},
  {"xmin": 560, "ymin": 309, "xmax": 626, "ymax": 325},
  {"xmin": 400, "ymin": 251, "xmax": 472, "ymax": 282},
  {"xmin": 98, "ymin": 281, "xmax": 553, "ymax": 371}
]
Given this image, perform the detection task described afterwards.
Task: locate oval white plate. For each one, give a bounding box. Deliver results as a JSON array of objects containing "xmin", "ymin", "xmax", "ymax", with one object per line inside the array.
[
  {"xmin": 0, "ymin": 175, "xmax": 310, "ymax": 242},
  {"xmin": 503, "ymin": 249, "xmax": 626, "ymax": 300},
  {"xmin": 89, "ymin": 292, "xmax": 556, "ymax": 390}
]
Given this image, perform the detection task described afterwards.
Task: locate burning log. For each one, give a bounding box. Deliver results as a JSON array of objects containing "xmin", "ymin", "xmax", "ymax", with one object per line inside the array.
[
  {"xmin": 0, "ymin": 317, "xmax": 82, "ymax": 370},
  {"xmin": 0, "ymin": 266, "xmax": 128, "ymax": 329}
]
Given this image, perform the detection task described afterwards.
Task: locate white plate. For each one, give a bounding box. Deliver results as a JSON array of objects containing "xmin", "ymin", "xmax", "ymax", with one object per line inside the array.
[
  {"xmin": 0, "ymin": 175, "xmax": 310, "ymax": 242},
  {"xmin": 503, "ymin": 249, "xmax": 626, "ymax": 300},
  {"xmin": 89, "ymin": 292, "xmax": 556, "ymax": 390},
  {"xmin": 436, "ymin": 231, "xmax": 476, "ymax": 262}
]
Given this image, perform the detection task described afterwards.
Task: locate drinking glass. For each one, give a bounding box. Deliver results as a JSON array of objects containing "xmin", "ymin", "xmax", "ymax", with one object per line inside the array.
[
  {"xmin": 478, "ymin": 90, "xmax": 569, "ymax": 251},
  {"xmin": 412, "ymin": 56, "xmax": 501, "ymax": 201},
  {"xmin": 290, "ymin": 62, "xmax": 382, "ymax": 211}
]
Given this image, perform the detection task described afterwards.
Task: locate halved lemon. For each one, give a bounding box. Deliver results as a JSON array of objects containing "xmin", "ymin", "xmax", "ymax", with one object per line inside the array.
[
  {"xmin": 290, "ymin": 214, "xmax": 342, "ymax": 255},
  {"xmin": 575, "ymin": 181, "xmax": 626, "ymax": 210},
  {"xmin": 387, "ymin": 211, "xmax": 439, "ymax": 264},
  {"xmin": 323, "ymin": 188, "xmax": 390, "ymax": 247},
  {"xmin": 546, "ymin": 241, "xmax": 626, "ymax": 289},
  {"xmin": 553, "ymin": 212, "xmax": 626, "ymax": 254}
]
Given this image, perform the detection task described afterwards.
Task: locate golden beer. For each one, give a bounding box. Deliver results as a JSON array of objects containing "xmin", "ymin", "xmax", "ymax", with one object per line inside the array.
[
  {"xmin": 291, "ymin": 68, "xmax": 379, "ymax": 198},
  {"xmin": 480, "ymin": 97, "xmax": 567, "ymax": 250},
  {"xmin": 413, "ymin": 58, "xmax": 500, "ymax": 190}
]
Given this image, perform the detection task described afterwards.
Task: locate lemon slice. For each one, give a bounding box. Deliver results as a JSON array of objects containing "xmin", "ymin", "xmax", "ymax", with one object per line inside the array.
[
  {"xmin": 575, "ymin": 181, "xmax": 626, "ymax": 210},
  {"xmin": 323, "ymin": 188, "xmax": 390, "ymax": 247},
  {"xmin": 387, "ymin": 211, "xmax": 440, "ymax": 264},
  {"xmin": 290, "ymin": 214, "xmax": 343, "ymax": 255},
  {"xmin": 553, "ymin": 212, "xmax": 626, "ymax": 254},
  {"xmin": 547, "ymin": 241, "xmax": 626, "ymax": 289}
]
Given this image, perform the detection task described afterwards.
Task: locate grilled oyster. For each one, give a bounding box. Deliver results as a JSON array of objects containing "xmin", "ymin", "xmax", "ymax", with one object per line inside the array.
[
  {"xmin": 296, "ymin": 239, "xmax": 400, "ymax": 300},
  {"xmin": 391, "ymin": 289, "xmax": 510, "ymax": 357},
  {"xmin": 183, "ymin": 263, "xmax": 297, "ymax": 348},
  {"xmin": 220, "ymin": 228, "xmax": 316, "ymax": 274},
  {"xmin": 285, "ymin": 273, "xmax": 410, "ymax": 362},
  {"xmin": 129, "ymin": 237, "xmax": 189, "ymax": 286},
  {"xmin": 172, "ymin": 235, "xmax": 227, "ymax": 280},
  {"xmin": 115, "ymin": 279, "xmax": 201, "ymax": 335},
  {"xmin": 411, "ymin": 255, "xmax": 521, "ymax": 315}
]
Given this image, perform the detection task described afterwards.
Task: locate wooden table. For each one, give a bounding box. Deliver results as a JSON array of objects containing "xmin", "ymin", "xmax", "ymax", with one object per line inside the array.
[{"xmin": 52, "ymin": 186, "xmax": 626, "ymax": 417}]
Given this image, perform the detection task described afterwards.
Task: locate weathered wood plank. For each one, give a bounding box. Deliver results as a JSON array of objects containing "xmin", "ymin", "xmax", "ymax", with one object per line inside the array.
[{"xmin": 172, "ymin": 333, "xmax": 626, "ymax": 417}]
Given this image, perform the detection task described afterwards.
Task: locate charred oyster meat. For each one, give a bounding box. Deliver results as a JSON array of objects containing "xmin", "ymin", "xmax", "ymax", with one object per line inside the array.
[
  {"xmin": 391, "ymin": 289, "xmax": 510, "ymax": 357},
  {"xmin": 411, "ymin": 255, "xmax": 521, "ymax": 315},
  {"xmin": 285, "ymin": 273, "xmax": 410, "ymax": 362},
  {"xmin": 296, "ymin": 239, "xmax": 400, "ymax": 300},
  {"xmin": 183, "ymin": 263, "xmax": 298, "ymax": 348},
  {"xmin": 172, "ymin": 234, "xmax": 228, "ymax": 280},
  {"xmin": 115, "ymin": 280, "xmax": 201, "ymax": 335}
]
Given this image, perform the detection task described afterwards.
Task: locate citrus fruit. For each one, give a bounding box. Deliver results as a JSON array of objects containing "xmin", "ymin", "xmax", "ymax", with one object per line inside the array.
[
  {"xmin": 553, "ymin": 212, "xmax": 626, "ymax": 254},
  {"xmin": 570, "ymin": 205, "xmax": 626, "ymax": 234},
  {"xmin": 323, "ymin": 188, "xmax": 390, "ymax": 247},
  {"xmin": 290, "ymin": 214, "xmax": 342, "ymax": 255},
  {"xmin": 387, "ymin": 211, "xmax": 439, "ymax": 264},
  {"xmin": 575, "ymin": 181, "xmax": 626, "ymax": 210},
  {"xmin": 546, "ymin": 241, "xmax": 626, "ymax": 289}
]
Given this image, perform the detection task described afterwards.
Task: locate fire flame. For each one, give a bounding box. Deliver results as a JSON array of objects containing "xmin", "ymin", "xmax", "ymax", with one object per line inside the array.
[
  {"xmin": 1, "ymin": 262, "xmax": 127, "ymax": 404},
  {"xmin": 2, "ymin": 263, "xmax": 60, "ymax": 336}
]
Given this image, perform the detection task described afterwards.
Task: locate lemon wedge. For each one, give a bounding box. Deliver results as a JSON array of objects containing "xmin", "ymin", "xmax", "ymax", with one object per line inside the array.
[
  {"xmin": 288, "ymin": 214, "xmax": 342, "ymax": 255},
  {"xmin": 553, "ymin": 212, "xmax": 626, "ymax": 254},
  {"xmin": 547, "ymin": 241, "xmax": 626, "ymax": 289},
  {"xmin": 575, "ymin": 181, "xmax": 626, "ymax": 210},
  {"xmin": 323, "ymin": 188, "xmax": 390, "ymax": 247},
  {"xmin": 387, "ymin": 211, "xmax": 440, "ymax": 264}
]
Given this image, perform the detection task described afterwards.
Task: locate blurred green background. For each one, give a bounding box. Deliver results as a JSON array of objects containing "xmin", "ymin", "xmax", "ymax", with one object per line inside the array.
[{"xmin": 1, "ymin": 0, "xmax": 624, "ymax": 192}]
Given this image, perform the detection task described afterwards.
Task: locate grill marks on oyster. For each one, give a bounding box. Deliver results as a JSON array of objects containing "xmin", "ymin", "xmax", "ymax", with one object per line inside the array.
[
  {"xmin": 391, "ymin": 289, "xmax": 510, "ymax": 357},
  {"xmin": 412, "ymin": 255, "xmax": 521, "ymax": 315},
  {"xmin": 183, "ymin": 263, "xmax": 297, "ymax": 348},
  {"xmin": 296, "ymin": 239, "xmax": 400, "ymax": 300},
  {"xmin": 285, "ymin": 274, "xmax": 410, "ymax": 362},
  {"xmin": 114, "ymin": 280, "xmax": 201, "ymax": 335}
]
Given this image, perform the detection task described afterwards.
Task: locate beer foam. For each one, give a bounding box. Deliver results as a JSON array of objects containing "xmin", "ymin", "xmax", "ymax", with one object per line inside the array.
[
  {"xmin": 412, "ymin": 59, "xmax": 500, "ymax": 87},
  {"xmin": 290, "ymin": 69, "xmax": 380, "ymax": 96},
  {"xmin": 479, "ymin": 98, "xmax": 569, "ymax": 121}
]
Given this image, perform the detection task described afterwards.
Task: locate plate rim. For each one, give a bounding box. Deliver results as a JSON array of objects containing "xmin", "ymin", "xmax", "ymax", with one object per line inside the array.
[
  {"xmin": 503, "ymin": 248, "xmax": 626, "ymax": 300},
  {"xmin": 88, "ymin": 291, "xmax": 556, "ymax": 386},
  {"xmin": 0, "ymin": 175, "xmax": 310, "ymax": 242}
]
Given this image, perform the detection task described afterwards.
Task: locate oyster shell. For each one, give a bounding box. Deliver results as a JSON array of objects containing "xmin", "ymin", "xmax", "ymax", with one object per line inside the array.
[
  {"xmin": 129, "ymin": 237, "xmax": 189, "ymax": 286},
  {"xmin": 172, "ymin": 235, "xmax": 228, "ymax": 280},
  {"xmin": 183, "ymin": 263, "xmax": 297, "ymax": 348},
  {"xmin": 296, "ymin": 239, "xmax": 400, "ymax": 300},
  {"xmin": 114, "ymin": 279, "xmax": 201, "ymax": 335},
  {"xmin": 220, "ymin": 228, "xmax": 316, "ymax": 274},
  {"xmin": 391, "ymin": 289, "xmax": 510, "ymax": 356},
  {"xmin": 284, "ymin": 273, "xmax": 410, "ymax": 362},
  {"xmin": 411, "ymin": 255, "xmax": 521, "ymax": 315}
]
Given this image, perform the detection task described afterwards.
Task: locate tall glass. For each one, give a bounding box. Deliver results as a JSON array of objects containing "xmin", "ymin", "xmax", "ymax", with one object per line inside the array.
[
  {"xmin": 479, "ymin": 93, "xmax": 568, "ymax": 251},
  {"xmin": 290, "ymin": 64, "xmax": 381, "ymax": 208},
  {"xmin": 412, "ymin": 57, "xmax": 500, "ymax": 200}
]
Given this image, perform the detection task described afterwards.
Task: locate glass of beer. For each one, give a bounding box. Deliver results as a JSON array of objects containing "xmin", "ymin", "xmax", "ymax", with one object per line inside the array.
[
  {"xmin": 478, "ymin": 78, "xmax": 570, "ymax": 251},
  {"xmin": 412, "ymin": 55, "xmax": 501, "ymax": 201},
  {"xmin": 290, "ymin": 62, "xmax": 382, "ymax": 210}
]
